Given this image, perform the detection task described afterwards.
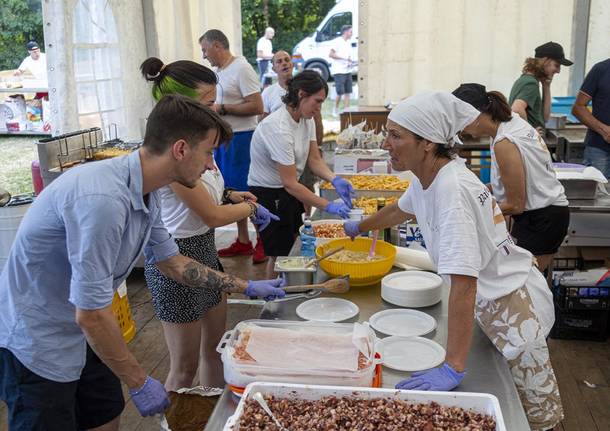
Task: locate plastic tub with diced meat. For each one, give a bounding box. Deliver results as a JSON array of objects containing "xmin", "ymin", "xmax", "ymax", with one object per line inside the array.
[
  {"xmin": 223, "ymin": 382, "xmax": 507, "ymax": 431},
  {"xmin": 216, "ymin": 320, "xmax": 380, "ymax": 395}
]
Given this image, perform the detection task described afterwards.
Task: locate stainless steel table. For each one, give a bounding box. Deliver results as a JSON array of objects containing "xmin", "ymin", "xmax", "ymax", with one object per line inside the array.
[
  {"xmin": 564, "ymin": 195, "xmax": 610, "ymax": 246},
  {"xmin": 206, "ymin": 245, "xmax": 530, "ymax": 430}
]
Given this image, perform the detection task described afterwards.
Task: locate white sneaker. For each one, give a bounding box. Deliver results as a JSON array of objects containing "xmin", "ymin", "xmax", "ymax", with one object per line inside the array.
[{"xmin": 332, "ymin": 109, "xmax": 338, "ymax": 118}]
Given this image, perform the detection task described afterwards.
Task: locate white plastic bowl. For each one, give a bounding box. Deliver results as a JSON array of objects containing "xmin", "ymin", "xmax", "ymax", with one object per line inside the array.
[{"xmin": 299, "ymin": 219, "xmax": 346, "ymax": 245}]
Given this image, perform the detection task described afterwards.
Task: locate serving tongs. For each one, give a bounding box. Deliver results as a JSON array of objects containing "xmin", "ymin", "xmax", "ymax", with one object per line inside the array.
[{"xmin": 227, "ymin": 289, "xmax": 321, "ymax": 306}]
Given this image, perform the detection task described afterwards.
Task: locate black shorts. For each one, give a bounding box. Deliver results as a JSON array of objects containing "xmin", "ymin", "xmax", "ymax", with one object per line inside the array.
[
  {"xmin": 334, "ymin": 73, "xmax": 352, "ymax": 95},
  {"xmin": 511, "ymin": 205, "xmax": 570, "ymax": 255},
  {"xmin": 0, "ymin": 346, "xmax": 124, "ymax": 430},
  {"xmin": 249, "ymin": 186, "xmax": 305, "ymax": 256}
]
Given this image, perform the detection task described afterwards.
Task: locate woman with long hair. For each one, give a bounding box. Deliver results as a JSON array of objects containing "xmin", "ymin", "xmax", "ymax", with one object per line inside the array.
[
  {"xmin": 140, "ymin": 57, "xmax": 278, "ymax": 390},
  {"xmin": 453, "ymin": 83, "xmax": 569, "ymax": 271},
  {"xmin": 248, "ymin": 70, "xmax": 353, "ymax": 277}
]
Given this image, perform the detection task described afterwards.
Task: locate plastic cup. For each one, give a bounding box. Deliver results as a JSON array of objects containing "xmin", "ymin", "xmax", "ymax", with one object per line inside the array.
[{"xmin": 348, "ymin": 208, "xmax": 364, "ymax": 221}]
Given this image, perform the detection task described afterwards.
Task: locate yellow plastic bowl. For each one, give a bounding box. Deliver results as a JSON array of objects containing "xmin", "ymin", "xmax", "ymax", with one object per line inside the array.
[{"xmin": 316, "ymin": 237, "xmax": 396, "ymax": 287}]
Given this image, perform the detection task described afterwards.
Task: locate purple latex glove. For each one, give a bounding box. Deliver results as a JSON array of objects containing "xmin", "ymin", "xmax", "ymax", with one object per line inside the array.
[
  {"xmin": 395, "ymin": 363, "xmax": 465, "ymax": 391},
  {"xmin": 251, "ymin": 203, "xmax": 280, "ymax": 231},
  {"xmin": 343, "ymin": 220, "xmax": 361, "ymax": 240},
  {"xmin": 129, "ymin": 376, "xmax": 170, "ymax": 417},
  {"xmin": 325, "ymin": 201, "xmax": 351, "ymax": 218},
  {"xmin": 331, "ymin": 176, "xmax": 355, "ymax": 208},
  {"xmin": 245, "ymin": 277, "xmax": 286, "ymax": 301}
]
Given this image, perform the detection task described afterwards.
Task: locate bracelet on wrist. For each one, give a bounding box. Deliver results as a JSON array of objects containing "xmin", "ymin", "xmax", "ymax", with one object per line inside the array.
[{"xmin": 245, "ymin": 201, "xmax": 257, "ymax": 218}]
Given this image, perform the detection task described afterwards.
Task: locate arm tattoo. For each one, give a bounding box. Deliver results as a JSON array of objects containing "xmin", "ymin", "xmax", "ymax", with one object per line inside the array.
[{"xmin": 182, "ymin": 261, "xmax": 244, "ymax": 293}]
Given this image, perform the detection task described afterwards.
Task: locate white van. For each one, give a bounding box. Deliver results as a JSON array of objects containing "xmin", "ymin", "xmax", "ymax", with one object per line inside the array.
[{"xmin": 292, "ymin": 0, "xmax": 357, "ymax": 81}]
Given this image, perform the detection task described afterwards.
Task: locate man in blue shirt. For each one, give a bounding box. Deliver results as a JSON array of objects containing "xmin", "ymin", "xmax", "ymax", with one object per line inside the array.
[
  {"xmin": 0, "ymin": 94, "xmax": 284, "ymax": 430},
  {"xmin": 572, "ymin": 58, "xmax": 610, "ymax": 178}
]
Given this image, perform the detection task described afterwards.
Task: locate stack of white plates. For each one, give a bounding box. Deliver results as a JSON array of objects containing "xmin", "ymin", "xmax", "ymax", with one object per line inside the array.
[{"xmin": 381, "ymin": 271, "xmax": 442, "ymax": 308}]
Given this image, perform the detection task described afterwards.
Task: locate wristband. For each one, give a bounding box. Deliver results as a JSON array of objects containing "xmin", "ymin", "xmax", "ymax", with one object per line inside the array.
[
  {"xmin": 245, "ymin": 201, "xmax": 257, "ymax": 218},
  {"xmin": 221, "ymin": 188, "xmax": 235, "ymax": 205}
]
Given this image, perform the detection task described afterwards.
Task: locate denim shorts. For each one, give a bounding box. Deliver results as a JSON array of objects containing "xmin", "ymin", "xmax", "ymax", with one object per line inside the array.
[
  {"xmin": 583, "ymin": 145, "xmax": 610, "ymax": 178},
  {"xmin": 0, "ymin": 346, "xmax": 124, "ymax": 430}
]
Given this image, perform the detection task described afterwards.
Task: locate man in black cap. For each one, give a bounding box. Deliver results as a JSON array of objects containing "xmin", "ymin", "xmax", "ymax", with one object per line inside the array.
[
  {"xmin": 509, "ymin": 41, "xmax": 572, "ymax": 132},
  {"xmin": 14, "ymin": 41, "xmax": 48, "ymax": 82}
]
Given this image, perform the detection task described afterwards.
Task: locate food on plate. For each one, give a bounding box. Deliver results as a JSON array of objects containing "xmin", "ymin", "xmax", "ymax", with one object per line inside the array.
[
  {"xmin": 353, "ymin": 196, "xmax": 398, "ymax": 215},
  {"xmin": 326, "ymin": 250, "xmax": 384, "ymax": 263},
  {"xmin": 320, "ymin": 175, "xmax": 409, "ymax": 191},
  {"xmin": 313, "ymin": 223, "xmax": 345, "ymax": 238},
  {"xmin": 237, "ymin": 395, "xmax": 497, "ymax": 430}
]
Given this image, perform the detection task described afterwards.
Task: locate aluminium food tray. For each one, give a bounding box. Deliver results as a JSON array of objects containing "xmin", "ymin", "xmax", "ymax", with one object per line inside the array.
[{"xmin": 223, "ymin": 382, "xmax": 507, "ymax": 431}]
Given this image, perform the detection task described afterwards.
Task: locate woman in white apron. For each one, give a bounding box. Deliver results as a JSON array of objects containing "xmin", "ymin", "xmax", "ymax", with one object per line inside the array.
[{"xmin": 343, "ymin": 92, "xmax": 563, "ymax": 431}]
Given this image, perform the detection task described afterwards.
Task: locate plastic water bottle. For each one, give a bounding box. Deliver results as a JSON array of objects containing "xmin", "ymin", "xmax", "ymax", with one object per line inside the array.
[{"xmin": 300, "ymin": 217, "xmax": 316, "ymax": 257}]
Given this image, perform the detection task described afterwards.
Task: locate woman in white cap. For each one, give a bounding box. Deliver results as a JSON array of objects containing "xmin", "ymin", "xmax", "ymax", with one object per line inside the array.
[{"xmin": 343, "ymin": 92, "xmax": 563, "ymax": 431}]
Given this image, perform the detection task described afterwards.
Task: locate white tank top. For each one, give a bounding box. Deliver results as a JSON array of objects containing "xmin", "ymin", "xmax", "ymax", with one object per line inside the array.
[
  {"xmin": 491, "ymin": 115, "xmax": 568, "ymax": 211},
  {"xmin": 159, "ymin": 165, "xmax": 225, "ymax": 238}
]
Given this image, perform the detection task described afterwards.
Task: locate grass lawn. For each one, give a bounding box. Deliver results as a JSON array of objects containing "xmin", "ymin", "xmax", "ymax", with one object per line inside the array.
[{"xmin": 0, "ymin": 135, "xmax": 38, "ymax": 195}]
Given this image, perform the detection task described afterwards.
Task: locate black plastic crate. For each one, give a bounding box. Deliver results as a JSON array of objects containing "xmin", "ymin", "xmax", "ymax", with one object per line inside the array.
[
  {"xmin": 553, "ymin": 285, "xmax": 610, "ymax": 310},
  {"xmin": 550, "ymin": 305, "xmax": 609, "ymax": 341}
]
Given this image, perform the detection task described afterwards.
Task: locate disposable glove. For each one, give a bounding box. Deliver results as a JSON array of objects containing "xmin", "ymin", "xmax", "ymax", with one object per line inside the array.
[
  {"xmin": 395, "ymin": 363, "xmax": 465, "ymax": 391},
  {"xmin": 331, "ymin": 176, "xmax": 355, "ymax": 208},
  {"xmin": 245, "ymin": 278, "xmax": 286, "ymax": 301},
  {"xmin": 325, "ymin": 201, "xmax": 351, "ymax": 218},
  {"xmin": 251, "ymin": 203, "xmax": 280, "ymax": 231},
  {"xmin": 129, "ymin": 376, "xmax": 170, "ymax": 417},
  {"xmin": 343, "ymin": 220, "xmax": 361, "ymax": 240}
]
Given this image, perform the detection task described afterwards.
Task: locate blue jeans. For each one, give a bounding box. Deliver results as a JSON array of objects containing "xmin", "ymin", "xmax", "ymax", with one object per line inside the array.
[{"xmin": 583, "ymin": 145, "xmax": 610, "ymax": 178}]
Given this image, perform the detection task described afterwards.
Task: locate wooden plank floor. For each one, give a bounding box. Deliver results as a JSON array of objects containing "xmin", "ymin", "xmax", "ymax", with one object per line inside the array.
[{"xmin": 2, "ymin": 255, "xmax": 609, "ymax": 430}]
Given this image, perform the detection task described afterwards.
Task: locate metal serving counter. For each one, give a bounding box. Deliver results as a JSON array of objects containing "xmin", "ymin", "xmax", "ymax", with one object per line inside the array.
[
  {"xmin": 205, "ymin": 241, "xmax": 530, "ymax": 430},
  {"xmin": 564, "ymin": 194, "xmax": 610, "ymax": 247}
]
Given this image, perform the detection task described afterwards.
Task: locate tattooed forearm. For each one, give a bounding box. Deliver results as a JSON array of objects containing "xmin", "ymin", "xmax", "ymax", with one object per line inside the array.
[{"xmin": 182, "ymin": 260, "xmax": 246, "ymax": 293}]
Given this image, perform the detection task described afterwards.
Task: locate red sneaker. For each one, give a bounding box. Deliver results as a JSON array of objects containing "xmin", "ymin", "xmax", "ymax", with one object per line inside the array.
[
  {"xmin": 218, "ymin": 239, "xmax": 254, "ymax": 257},
  {"xmin": 252, "ymin": 240, "xmax": 268, "ymax": 264}
]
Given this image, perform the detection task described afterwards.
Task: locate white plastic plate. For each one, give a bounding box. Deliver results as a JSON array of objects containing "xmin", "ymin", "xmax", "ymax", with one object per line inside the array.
[
  {"xmin": 296, "ymin": 298, "xmax": 359, "ymax": 322},
  {"xmin": 369, "ymin": 309, "xmax": 437, "ymax": 337},
  {"xmin": 376, "ymin": 336, "xmax": 446, "ymax": 371}
]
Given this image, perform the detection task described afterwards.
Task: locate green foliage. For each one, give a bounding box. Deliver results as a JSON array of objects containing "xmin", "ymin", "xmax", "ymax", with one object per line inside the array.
[
  {"xmin": 0, "ymin": 0, "xmax": 44, "ymax": 71},
  {"xmin": 241, "ymin": 0, "xmax": 335, "ymax": 66}
]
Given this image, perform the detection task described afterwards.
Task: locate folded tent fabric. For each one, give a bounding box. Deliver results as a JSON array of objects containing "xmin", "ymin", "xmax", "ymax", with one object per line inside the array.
[{"xmin": 388, "ymin": 92, "xmax": 480, "ymax": 148}]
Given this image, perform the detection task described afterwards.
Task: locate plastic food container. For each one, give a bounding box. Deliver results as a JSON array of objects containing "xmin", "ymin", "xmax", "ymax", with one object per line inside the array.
[
  {"xmin": 274, "ymin": 256, "xmax": 317, "ymax": 286},
  {"xmin": 223, "ymin": 382, "xmax": 507, "ymax": 431},
  {"xmin": 316, "ymin": 237, "xmax": 396, "ymax": 286},
  {"xmin": 216, "ymin": 320, "xmax": 379, "ymax": 395},
  {"xmin": 298, "ymin": 219, "xmax": 346, "ymax": 245}
]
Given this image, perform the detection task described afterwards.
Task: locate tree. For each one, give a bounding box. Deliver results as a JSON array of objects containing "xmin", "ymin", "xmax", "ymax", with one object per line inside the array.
[
  {"xmin": 241, "ymin": 0, "xmax": 335, "ymax": 66},
  {"xmin": 0, "ymin": 0, "xmax": 44, "ymax": 71}
]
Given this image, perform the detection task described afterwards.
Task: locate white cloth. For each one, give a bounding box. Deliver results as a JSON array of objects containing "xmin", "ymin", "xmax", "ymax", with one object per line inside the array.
[
  {"xmin": 18, "ymin": 53, "xmax": 47, "ymax": 81},
  {"xmin": 398, "ymin": 158, "xmax": 535, "ymax": 300},
  {"xmin": 491, "ymin": 115, "xmax": 568, "ymax": 210},
  {"xmin": 214, "ymin": 56, "xmax": 260, "ymax": 132},
  {"xmin": 330, "ymin": 37, "xmax": 352, "ymax": 75},
  {"xmin": 248, "ymin": 105, "xmax": 316, "ymax": 188},
  {"xmin": 388, "ymin": 92, "xmax": 480, "ymax": 147},
  {"xmin": 262, "ymin": 83, "xmax": 287, "ymax": 114},
  {"xmin": 256, "ymin": 37, "xmax": 273, "ymax": 61},
  {"xmin": 159, "ymin": 166, "xmax": 224, "ymax": 238}
]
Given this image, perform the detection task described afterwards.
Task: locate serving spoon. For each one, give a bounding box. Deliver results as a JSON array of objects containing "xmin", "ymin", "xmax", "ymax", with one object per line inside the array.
[
  {"xmin": 282, "ymin": 275, "xmax": 350, "ymax": 294},
  {"xmin": 251, "ymin": 392, "xmax": 290, "ymax": 431}
]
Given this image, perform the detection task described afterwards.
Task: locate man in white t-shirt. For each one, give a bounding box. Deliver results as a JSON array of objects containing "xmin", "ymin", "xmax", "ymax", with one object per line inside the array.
[
  {"xmin": 199, "ymin": 29, "xmax": 267, "ymax": 263},
  {"xmin": 256, "ymin": 27, "xmax": 275, "ymax": 87},
  {"xmin": 329, "ymin": 25, "xmax": 354, "ymax": 117},
  {"xmin": 14, "ymin": 41, "xmax": 48, "ymax": 83}
]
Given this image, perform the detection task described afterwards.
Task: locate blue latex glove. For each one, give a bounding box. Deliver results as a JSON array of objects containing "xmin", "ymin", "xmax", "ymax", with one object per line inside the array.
[
  {"xmin": 251, "ymin": 203, "xmax": 280, "ymax": 231},
  {"xmin": 395, "ymin": 363, "xmax": 465, "ymax": 391},
  {"xmin": 245, "ymin": 278, "xmax": 286, "ymax": 301},
  {"xmin": 129, "ymin": 376, "xmax": 170, "ymax": 417},
  {"xmin": 331, "ymin": 176, "xmax": 355, "ymax": 208},
  {"xmin": 325, "ymin": 201, "xmax": 351, "ymax": 218},
  {"xmin": 343, "ymin": 220, "xmax": 361, "ymax": 240}
]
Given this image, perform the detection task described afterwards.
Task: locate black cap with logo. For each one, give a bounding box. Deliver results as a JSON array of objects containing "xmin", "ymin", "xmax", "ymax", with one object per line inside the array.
[
  {"xmin": 26, "ymin": 41, "xmax": 40, "ymax": 51},
  {"xmin": 534, "ymin": 41, "xmax": 573, "ymax": 66}
]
